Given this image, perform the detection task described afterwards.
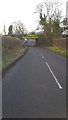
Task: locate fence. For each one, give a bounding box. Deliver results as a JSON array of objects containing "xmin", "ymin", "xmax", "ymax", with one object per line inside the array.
[{"xmin": 52, "ymin": 37, "xmax": 68, "ymax": 49}]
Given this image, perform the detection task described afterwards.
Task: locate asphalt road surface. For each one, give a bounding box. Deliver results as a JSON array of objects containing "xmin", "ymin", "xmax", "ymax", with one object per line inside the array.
[
  {"xmin": 2, "ymin": 47, "xmax": 66, "ymax": 118},
  {"xmin": 25, "ymin": 39, "xmax": 33, "ymax": 46}
]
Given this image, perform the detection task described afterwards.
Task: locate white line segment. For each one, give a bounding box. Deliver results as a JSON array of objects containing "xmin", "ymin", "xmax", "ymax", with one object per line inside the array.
[
  {"xmin": 40, "ymin": 54, "xmax": 44, "ymax": 59},
  {"xmin": 46, "ymin": 62, "xmax": 63, "ymax": 89}
]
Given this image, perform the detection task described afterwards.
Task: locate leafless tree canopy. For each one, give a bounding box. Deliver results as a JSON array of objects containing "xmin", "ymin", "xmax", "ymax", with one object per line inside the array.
[
  {"xmin": 12, "ymin": 21, "xmax": 25, "ymax": 35},
  {"xmin": 36, "ymin": 0, "xmax": 62, "ymax": 22}
]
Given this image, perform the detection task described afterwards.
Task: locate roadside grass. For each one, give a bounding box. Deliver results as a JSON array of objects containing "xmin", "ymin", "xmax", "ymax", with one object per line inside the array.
[
  {"xmin": 46, "ymin": 47, "xmax": 68, "ymax": 57},
  {"xmin": 2, "ymin": 35, "xmax": 26, "ymax": 70},
  {"xmin": 2, "ymin": 47, "xmax": 26, "ymax": 70},
  {"xmin": 39, "ymin": 45, "xmax": 68, "ymax": 57}
]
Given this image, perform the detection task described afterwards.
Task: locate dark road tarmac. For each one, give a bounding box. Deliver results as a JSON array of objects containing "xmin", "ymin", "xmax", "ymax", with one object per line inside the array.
[{"xmin": 2, "ymin": 47, "xmax": 66, "ymax": 118}]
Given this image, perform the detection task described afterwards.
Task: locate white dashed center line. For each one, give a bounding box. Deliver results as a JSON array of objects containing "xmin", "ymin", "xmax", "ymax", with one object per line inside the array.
[
  {"xmin": 46, "ymin": 62, "xmax": 63, "ymax": 89},
  {"xmin": 40, "ymin": 53, "xmax": 63, "ymax": 89},
  {"xmin": 40, "ymin": 54, "xmax": 44, "ymax": 59}
]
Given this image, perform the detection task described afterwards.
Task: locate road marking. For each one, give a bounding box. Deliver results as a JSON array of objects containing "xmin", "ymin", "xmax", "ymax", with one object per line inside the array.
[
  {"xmin": 40, "ymin": 54, "xmax": 44, "ymax": 59},
  {"xmin": 46, "ymin": 62, "xmax": 63, "ymax": 89}
]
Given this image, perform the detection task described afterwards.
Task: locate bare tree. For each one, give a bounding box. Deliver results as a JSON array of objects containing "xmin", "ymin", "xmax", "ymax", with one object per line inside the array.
[
  {"xmin": 12, "ymin": 21, "xmax": 25, "ymax": 36},
  {"xmin": 36, "ymin": 0, "xmax": 62, "ymax": 21},
  {"xmin": 35, "ymin": 0, "xmax": 62, "ymax": 45}
]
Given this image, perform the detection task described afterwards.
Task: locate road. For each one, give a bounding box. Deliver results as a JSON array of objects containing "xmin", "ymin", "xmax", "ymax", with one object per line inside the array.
[
  {"xmin": 25, "ymin": 38, "xmax": 35, "ymax": 47},
  {"xmin": 25, "ymin": 39, "xmax": 33, "ymax": 46},
  {"xmin": 2, "ymin": 47, "xmax": 66, "ymax": 118}
]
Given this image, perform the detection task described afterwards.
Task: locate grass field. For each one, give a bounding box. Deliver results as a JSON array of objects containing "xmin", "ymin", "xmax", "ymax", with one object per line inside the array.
[{"xmin": 2, "ymin": 35, "xmax": 26, "ymax": 70}]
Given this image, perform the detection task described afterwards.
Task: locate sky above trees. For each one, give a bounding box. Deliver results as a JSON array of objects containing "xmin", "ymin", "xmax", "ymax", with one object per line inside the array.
[{"xmin": 0, "ymin": 0, "xmax": 67, "ymax": 34}]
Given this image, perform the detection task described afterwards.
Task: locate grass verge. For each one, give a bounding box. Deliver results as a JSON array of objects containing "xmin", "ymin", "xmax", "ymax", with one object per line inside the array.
[
  {"xmin": 2, "ymin": 47, "xmax": 27, "ymax": 71},
  {"xmin": 46, "ymin": 47, "xmax": 68, "ymax": 57},
  {"xmin": 39, "ymin": 45, "xmax": 68, "ymax": 57},
  {"xmin": 2, "ymin": 35, "xmax": 27, "ymax": 74}
]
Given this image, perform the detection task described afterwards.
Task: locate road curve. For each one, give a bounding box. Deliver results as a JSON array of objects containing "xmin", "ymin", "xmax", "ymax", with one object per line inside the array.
[{"xmin": 2, "ymin": 47, "xmax": 66, "ymax": 118}]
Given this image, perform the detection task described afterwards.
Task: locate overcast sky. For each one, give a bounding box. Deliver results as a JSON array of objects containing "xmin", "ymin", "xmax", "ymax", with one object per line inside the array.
[{"xmin": 0, "ymin": 0, "xmax": 67, "ymax": 33}]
